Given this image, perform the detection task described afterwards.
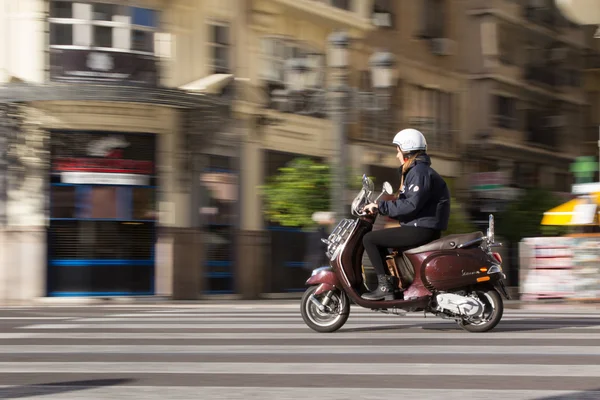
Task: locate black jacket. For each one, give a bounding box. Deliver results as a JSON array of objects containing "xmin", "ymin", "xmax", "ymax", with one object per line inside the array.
[{"xmin": 377, "ymin": 154, "xmax": 450, "ymax": 231}]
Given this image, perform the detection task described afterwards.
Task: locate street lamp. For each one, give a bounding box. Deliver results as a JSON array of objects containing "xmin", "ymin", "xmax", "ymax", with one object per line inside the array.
[{"xmin": 277, "ymin": 30, "xmax": 397, "ymax": 223}]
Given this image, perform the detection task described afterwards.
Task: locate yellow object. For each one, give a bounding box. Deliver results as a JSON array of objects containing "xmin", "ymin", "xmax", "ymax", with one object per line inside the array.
[
  {"xmin": 541, "ymin": 193, "xmax": 600, "ymax": 226},
  {"xmin": 477, "ymin": 276, "xmax": 491, "ymax": 282}
]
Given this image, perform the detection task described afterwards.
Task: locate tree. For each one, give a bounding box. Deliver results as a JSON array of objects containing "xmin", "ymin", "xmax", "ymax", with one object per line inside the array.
[{"xmin": 260, "ymin": 158, "xmax": 371, "ymax": 229}]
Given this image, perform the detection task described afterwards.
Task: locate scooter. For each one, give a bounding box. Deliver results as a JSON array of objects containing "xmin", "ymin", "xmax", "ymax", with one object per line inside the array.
[{"xmin": 300, "ymin": 175, "xmax": 510, "ymax": 333}]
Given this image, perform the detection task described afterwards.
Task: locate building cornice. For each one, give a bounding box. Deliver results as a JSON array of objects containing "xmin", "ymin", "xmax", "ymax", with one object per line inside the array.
[{"xmin": 467, "ymin": 8, "xmax": 587, "ymax": 50}]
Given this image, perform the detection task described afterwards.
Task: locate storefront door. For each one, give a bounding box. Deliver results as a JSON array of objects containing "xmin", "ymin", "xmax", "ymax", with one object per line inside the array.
[{"xmin": 47, "ymin": 131, "xmax": 156, "ymax": 297}]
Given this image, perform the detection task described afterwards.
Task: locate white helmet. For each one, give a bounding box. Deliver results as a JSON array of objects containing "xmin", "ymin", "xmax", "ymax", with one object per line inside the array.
[{"xmin": 392, "ymin": 128, "xmax": 427, "ymax": 153}]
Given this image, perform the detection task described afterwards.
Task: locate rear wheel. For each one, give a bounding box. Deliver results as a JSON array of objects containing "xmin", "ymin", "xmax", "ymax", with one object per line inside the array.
[
  {"xmin": 301, "ymin": 286, "xmax": 350, "ymax": 333},
  {"xmin": 458, "ymin": 288, "xmax": 503, "ymax": 333}
]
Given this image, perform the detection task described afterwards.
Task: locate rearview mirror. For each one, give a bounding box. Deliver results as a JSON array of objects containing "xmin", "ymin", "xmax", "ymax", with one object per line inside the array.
[
  {"xmin": 382, "ymin": 182, "xmax": 393, "ymax": 195},
  {"xmin": 362, "ymin": 174, "xmax": 374, "ymax": 192}
]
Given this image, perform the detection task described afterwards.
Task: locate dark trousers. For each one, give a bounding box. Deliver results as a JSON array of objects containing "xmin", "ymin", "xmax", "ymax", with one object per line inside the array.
[{"xmin": 363, "ymin": 226, "xmax": 441, "ymax": 275}]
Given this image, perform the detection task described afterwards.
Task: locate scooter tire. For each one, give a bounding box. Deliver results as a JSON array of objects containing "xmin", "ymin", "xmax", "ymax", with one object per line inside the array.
[
  {"xmin": 300, "ymin": 286, "xmax": 350, "ymax": 333},
  {"xmin": 458, "ymin": 288, "xmax": 504, "ymax": 333}
]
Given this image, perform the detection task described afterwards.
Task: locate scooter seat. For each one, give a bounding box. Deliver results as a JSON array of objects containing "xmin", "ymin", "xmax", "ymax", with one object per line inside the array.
[{"xmin": 404, "ymin": 231, "xmax": 484, "ymax": 255}]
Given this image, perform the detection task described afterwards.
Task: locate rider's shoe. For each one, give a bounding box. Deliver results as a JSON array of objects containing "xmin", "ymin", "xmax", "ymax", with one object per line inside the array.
[{"xmin": 361, "ymin": 274, "xmax": 395, "ymax": 301}]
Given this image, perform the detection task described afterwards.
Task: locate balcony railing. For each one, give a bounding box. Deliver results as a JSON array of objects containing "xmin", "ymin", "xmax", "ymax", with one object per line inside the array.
[
  {"xmin": 524, "ymin": 65, "xmax": 561, "ymax": 87},
  {"xmin": 523, "ymin": 5, "xmax": 560, "ymax": 30},
  {"xmin": 525, "ymin": 127, "xmax": 558, "ymax": 149}
]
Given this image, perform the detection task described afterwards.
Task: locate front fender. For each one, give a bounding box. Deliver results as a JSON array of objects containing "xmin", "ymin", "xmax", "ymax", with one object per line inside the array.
[
  {"xmin": 493, "ymin": 279, "xmax": 511, "ymax": 300},
  {"xmin": 306, "ymin": 266, "xmax": 340, "ymax": 296}
]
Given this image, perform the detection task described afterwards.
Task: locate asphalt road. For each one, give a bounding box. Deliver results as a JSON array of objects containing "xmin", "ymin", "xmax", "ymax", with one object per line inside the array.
[{"xmin": 0, "ymin": 301, "xmax": 599, "ymax": 399}]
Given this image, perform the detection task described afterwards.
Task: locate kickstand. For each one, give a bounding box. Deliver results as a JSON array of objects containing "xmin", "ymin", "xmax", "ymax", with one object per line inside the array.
[{"xmin": 424, "ymin": 309, "xmax": 426, "ymax": 318}]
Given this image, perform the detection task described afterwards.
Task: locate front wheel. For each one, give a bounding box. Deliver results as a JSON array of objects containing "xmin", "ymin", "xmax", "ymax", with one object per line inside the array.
[
  {"xmin": 301, "ymin": 286, "xmax": 350, "ymax": 333},
  {"xmin": 458, "ymin": 288, "xmax": 504, "ymax": 333}
]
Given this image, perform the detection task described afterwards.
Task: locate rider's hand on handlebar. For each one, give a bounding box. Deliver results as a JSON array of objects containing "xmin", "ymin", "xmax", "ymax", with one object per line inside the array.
[{"xmin": 364, "ymin": 203, "xmax": 379, "ymax": 214}]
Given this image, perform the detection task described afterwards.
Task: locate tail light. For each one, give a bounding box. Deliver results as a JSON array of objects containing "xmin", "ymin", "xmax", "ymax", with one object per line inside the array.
[{"xmin": 492, "ymin": 252, "xmax": 502, "ymax": 264}]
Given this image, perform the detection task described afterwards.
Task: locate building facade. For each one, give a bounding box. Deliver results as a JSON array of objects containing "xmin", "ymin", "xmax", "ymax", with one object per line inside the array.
[
  {"xmin": 460, "ymin": 0, "xmax": 587, "ymax": 197},
  {"xmin": 1, "ymin": 0, "xmax": 595, "ymax": 301},
  {"xmin": 459, "ymin": 0, "xmax": 589, "ymax": 224},
  {"xmin": 0, "ymin": 0, "xmax": 233, "ymax": 301}
]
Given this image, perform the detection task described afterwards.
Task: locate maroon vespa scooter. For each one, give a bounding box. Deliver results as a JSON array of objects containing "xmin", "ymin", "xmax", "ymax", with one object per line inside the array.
[{"xmin": 300, "ymin": 175, "xmax": 510, "ymax": 333}]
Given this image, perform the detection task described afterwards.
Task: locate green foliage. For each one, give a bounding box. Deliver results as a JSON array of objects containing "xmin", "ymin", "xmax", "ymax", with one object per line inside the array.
[
  {"xmin": 444, "ymin": 197, "xmax": 477, "ymax": 236},
  {"xmin": 260, "ymin": 158, "xmax": 330, "ymax": 228},
  {"xmin": 496, "ymin": 188, "xmax": 569, "ymax": 243},
  {"xmin": 260, "ymin": 158, "xmax": 374, "ymax": 228},
  {"xmin": 570, "ymin": 156, "xmax": 598, "ymax": 184}
]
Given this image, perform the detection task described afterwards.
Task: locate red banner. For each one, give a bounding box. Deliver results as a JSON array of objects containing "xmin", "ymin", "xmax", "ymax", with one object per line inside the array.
[{"xmin": 53, "ymin": 157, "xmax": 153, "ymax": 175}]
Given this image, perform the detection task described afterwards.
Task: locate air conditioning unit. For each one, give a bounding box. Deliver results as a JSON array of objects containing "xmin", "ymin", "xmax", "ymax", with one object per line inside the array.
[
  {"xmin": 372, "ymin": 12, "xmax": 393, "ymax": 28},
  {"xmin": 431, "ymin": 38, "xmax": 455, "ymax": 56}
]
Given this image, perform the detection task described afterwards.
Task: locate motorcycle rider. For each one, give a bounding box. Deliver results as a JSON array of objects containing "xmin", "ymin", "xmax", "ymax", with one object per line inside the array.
[{"xmin": 361, "ymin": 128, "xmax": 451, "ymax": 301}]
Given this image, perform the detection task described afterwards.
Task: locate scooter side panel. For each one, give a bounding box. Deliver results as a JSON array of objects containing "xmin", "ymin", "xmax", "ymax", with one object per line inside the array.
[
  {"xmin": 401, "ymin": 253, "xmax": 432, "ymax": 299},
  {"xmin": 422, "ymin": 248, "xmax": 494, "ymax": 291}
]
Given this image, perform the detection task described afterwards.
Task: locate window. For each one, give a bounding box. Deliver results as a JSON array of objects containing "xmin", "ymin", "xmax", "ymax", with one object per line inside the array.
[
  {"xmin": 498, "ymin": 25, "xmax": 516, "ymax": 65},
  {"xmin": 208, "ymin": 23, "xmax": 230, "ymax": 74},
  {"xmin": 260, "ymin": 37, "xmax": 324, "ymax": 86},
  {"xmin": 331, "ymin": 0, "xmax": 351, "ymax": 10},
  {"xmin": 50, "ymin": 1, "xmax": 73, "ymax": 18},
  {"xmin": 405, "ymin": 84, "xmax": 456, "ymax": 150},
  {"xmin": 418, "ymin": 0, "xmax": 446, "ymax": 38},
  {"xmin": 494, "ymin": 95, "xmax": 517, "ymax": 129},
  {"xmin": 260, "ymin": 36, "xmax": 327, "ymax": 117},
  {"xmin": 50, "ymin": 23, "xmax": 73, "ymax": 45},
  {"xmin": 48, "ymin": 1, "xmax": 159, "ymax": 54},
  {"xmin": 51, "ymin": 186, "xmax": 76, "ymax": 218},
  {"xmin": 93, "ymin": 26, "xmax": 112, "ymax": 48},
  {"xmin": 132, "ymin": 188, "xmax": 155, "ymax": 220}
]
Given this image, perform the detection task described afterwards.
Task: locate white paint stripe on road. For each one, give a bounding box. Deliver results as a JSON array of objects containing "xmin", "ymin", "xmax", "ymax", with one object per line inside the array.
[
  {"xmin": 2, "ymin": 345, "xmax": 600, "ymax": 356},
  {"xmin": 0, "ymin": 362, "xmax": 599, "ymax": 377},
  {"xmin": 71, "ymin": 317, "xmax": 537, "ymax": 323},
  {"xmin": 0, "ymin": 317, "xmax": 77, "ymax": 320},
  {"xmin": 108, "ymin": 312, "xmax": 600, "ymax": 319},
  {"xmin": 0, "ymin": 386, "xmax": 595, "ymax": 400},
  {"xmin": 17, "ymin": 323, "xmax": 600, "ymax": 330},
  {"xmin": 2, "ymin": 332, "xmax": 599, "ymax": 340}
]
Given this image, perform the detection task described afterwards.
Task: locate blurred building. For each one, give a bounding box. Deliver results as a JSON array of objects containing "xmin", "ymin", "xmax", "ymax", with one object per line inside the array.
[
  {"xmin": 583, "ymin": 26, "xmax": 600, "ymax": 165},
  {"xmin": 459, "ymin": 0, "xmax": 589, "ymax": 219},
  {"xmin": 0, "ymin": 0, "xmax": 233, "ymax": 301},
  {"xmin": 360, "ymin": 0, "xmax": 462, "ymax": 193},
  {"xmin": 0, "ymin": 0, "xmax": 597, "ymax": 301}
]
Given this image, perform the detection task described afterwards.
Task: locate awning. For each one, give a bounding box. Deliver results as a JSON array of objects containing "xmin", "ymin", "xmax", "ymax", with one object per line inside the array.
[
  {"xmin": 179, "ymin": 74, "xmax": 234, "ymax": 94},
  {"xmin": 541, "ymin": 193, "xmax": 600, "ymax": 226}
]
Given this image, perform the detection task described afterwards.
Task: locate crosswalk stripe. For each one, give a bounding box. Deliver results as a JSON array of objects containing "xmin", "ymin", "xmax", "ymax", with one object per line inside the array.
[
  {"xmin": 0, "ymin": 361, "xmax": 598, "ymax": 377},
  {"xmin": 2, "ymin": 303, "xmax": 600, "ymax": 399},
  {"xmin": 2, "ymin": 332, "xmax": 599, "ymax": 339},
  {"xmin": 0, "ymin": 386, "xmax": 596, "ymax": 400},
  {"xmin": 18, "ymin": 323, "xmax": 600, "ymax": 330},
  {"xmin": 1, "ymin": 344, "xmax": 599, "ymax": 355}
]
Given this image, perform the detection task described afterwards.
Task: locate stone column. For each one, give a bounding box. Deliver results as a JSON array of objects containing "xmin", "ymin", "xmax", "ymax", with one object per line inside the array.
[
  {"xmin": 155, "ymin": 108, "xmax": 207, "ymax": 300},
  {"xmin": 236, "ymin": 117, "xmax": 269, "ymax": 299},
  {"xmin": 0, "ymin": 104, "xmax": 48, "ymax": 303}
]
